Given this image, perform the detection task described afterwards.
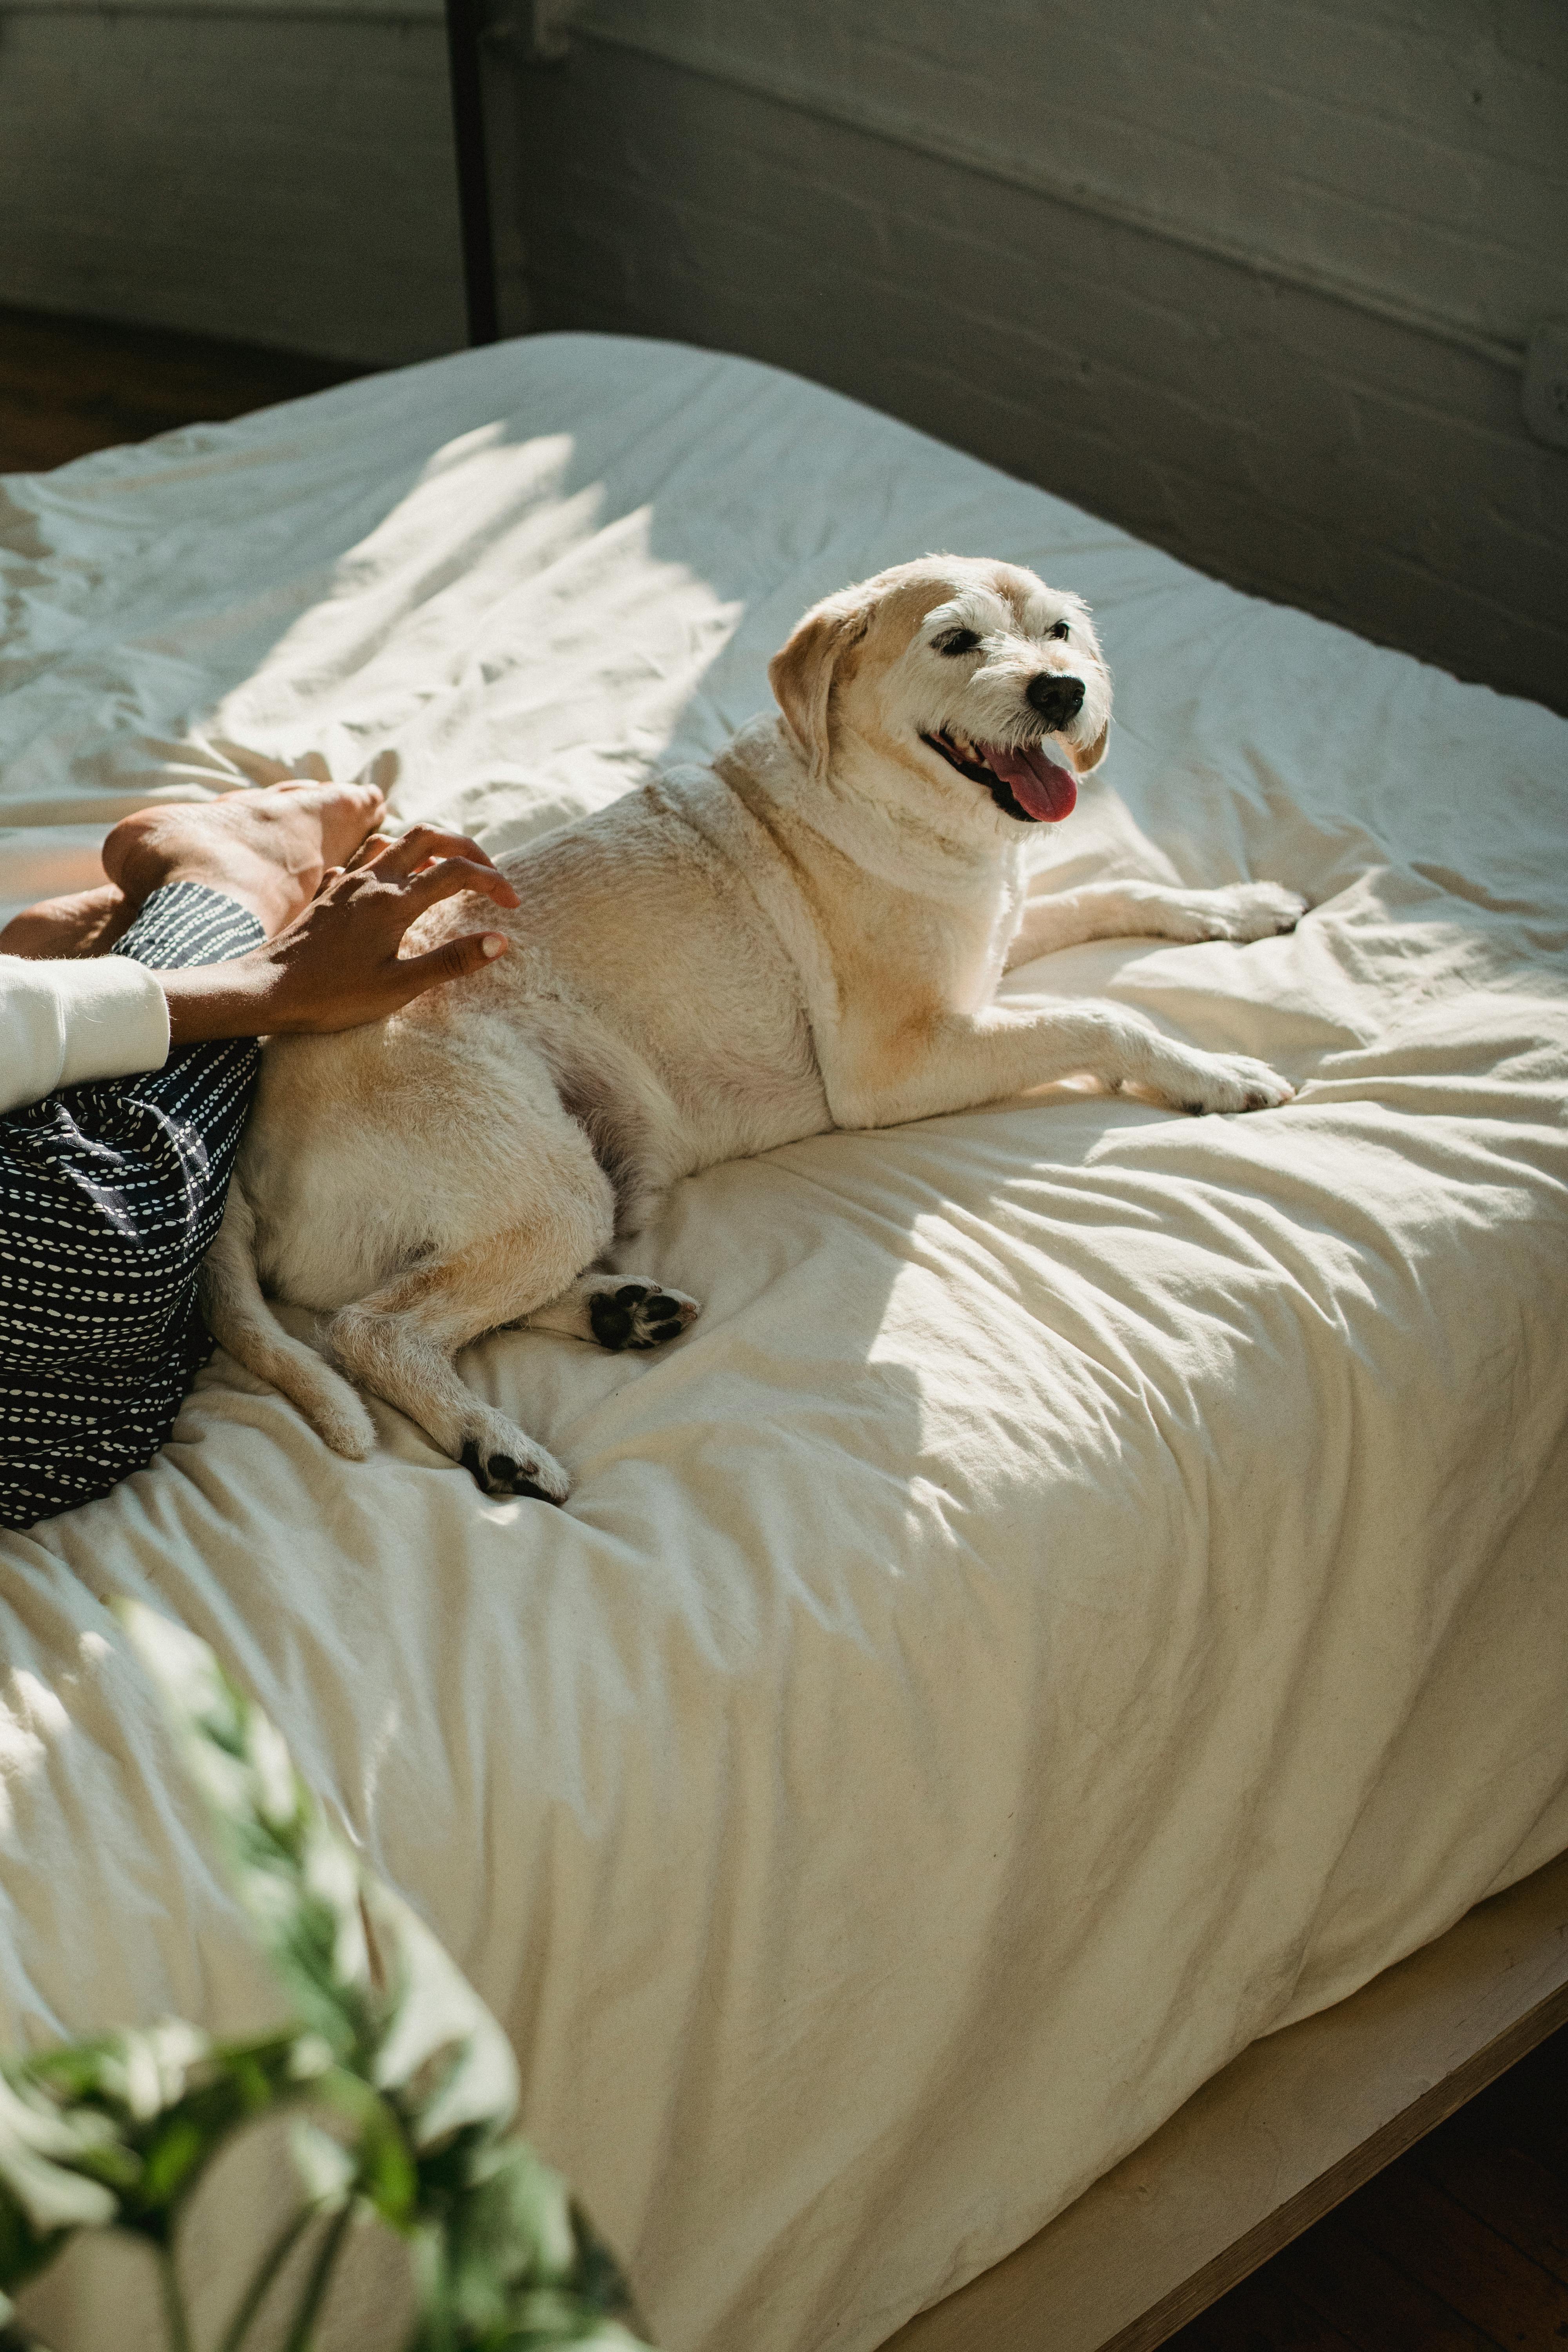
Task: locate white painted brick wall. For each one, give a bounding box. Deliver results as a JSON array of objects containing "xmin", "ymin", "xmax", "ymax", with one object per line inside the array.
[
  {"xmin": 503, "ymin": 6, "xmax": 1568, "ymax": 710},
  {"xmin": 0, "ymin": 6, "xmax": 464, "ymax": 364},
  {"xmin": 577, "ymin": 0, "xmax": 1568, "ymax": 361}
]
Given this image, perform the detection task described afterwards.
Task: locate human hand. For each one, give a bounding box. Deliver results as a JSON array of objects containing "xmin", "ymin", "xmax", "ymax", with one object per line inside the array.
[{"xmin": 160, "ymin": 827, "xmax": 521, "ymax": 1044}]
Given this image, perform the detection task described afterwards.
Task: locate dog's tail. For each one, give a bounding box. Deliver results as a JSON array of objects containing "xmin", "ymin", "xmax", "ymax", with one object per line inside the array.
[{"xmin": 203, "ymin": 1184, "xmax": 377, "ymax": 1460}]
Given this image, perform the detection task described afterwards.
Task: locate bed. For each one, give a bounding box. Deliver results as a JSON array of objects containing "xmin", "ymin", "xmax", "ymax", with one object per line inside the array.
[{"xmin": 2, "ymin": 331, "xmax": 1567, "ymax": 2352}]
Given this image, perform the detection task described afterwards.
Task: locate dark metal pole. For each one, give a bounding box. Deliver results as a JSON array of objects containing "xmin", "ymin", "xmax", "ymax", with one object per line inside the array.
[{"xmin": 445, "ymin": 0, "xmax": 500, "ymax": 346}]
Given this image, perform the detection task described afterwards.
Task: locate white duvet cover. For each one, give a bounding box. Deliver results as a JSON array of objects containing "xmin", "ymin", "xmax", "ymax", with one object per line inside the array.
[{"xmin": 2, "ymin": 334, "xmax": 1566, "ymax": 2352}]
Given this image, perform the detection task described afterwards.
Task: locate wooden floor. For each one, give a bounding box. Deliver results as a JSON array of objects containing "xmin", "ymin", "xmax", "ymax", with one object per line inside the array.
[
  {"xmin": 1167, "ymin": 2019, "xmax": 1568, "ymax": 2351},
  {"xmin": 4, "ymin": 304, "xmax": 1565, "ymax": 2352},
  {"xmin": 0, "ymin": 302, "xmax": 363, "ymax": 473}
]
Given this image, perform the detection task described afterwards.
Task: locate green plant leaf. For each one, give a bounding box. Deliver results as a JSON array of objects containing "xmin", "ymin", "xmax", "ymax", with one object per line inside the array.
[
  {"xmin": 0, "ymin": 2070, "xmax": 125, "ymax": 2233},
  {"xmin": 86, "ymin": 2022, "xmax": 210, "ymax": 2123},
  {"xmin": 289, "ymin": 2120, "xmax": 357, "ymax": 2214},
  {"xmin": 0, "ymin": 2021, "xmax": 357, "ymax": 2278},
  {"xmin": 404, "ymin": 2143, "xmax": 647, "ymax": 2351},
  {"xmin": 109, "ymin": 1601, "xmax": 654, "ymax": 2348},
  {"xmin": 138, "ymin": 2118, "xmax": 207, "ymax": 2209},
  {"xmin": 363, "ymin": 1881, "xmax": 519, "ymax": 2150},
  {"xmin": 114, "ymin": 1605, "xmax": 372, "ymax": 2064},
  {"xmin": 0, "ymin": 2067, "xmax": 125, "ymax": 2298}
]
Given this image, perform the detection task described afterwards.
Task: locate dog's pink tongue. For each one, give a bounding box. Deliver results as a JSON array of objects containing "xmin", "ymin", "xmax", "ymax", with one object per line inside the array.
[{"xmin": 989, "ymin": 743, "xmax": 1078, "ymax": 822}]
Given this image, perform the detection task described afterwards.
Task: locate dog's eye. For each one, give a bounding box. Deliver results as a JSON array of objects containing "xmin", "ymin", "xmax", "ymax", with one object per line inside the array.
[
  {"xmin": 934, "ymin": 628, "xmax": 981, "ymax": 656},
  {"xmin": 1047, "ymin": 621, "xmax": 1071, "ymax": 641}
]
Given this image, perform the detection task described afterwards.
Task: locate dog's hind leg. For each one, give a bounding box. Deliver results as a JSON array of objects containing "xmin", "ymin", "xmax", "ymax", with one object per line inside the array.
[
  {"xmin": 526, "ymin": 1273, "xmax": 701, "ymax": 1351},
  {"xmin": 325, "ymin": 1182, "xmax": 615, "ymax": 1502},
  {"xmin": 203, "ymin": 1183, "xmax": 377, "ymax": 1459}
]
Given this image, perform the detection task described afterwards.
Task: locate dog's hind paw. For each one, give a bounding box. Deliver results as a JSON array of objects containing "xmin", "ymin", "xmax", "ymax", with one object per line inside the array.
[
  {"xmin": 456, "ymin": 1417, "xmax": 570, "ymax": 1503},
  {"xmin": 586, "ymin": 1278, "xmax": 701, "ymax": 1352}
]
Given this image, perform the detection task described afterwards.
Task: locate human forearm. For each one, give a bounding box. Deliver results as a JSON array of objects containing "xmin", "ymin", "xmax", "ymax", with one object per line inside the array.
[
  {"xmin": 160, "ymin": 927, "xmax": 506, "ymax": 1044},
  {"xmin": 161, "ymin": 828, "xmax": 517, "ymax": 1043},
  {"xmin": 160, "ymin": 959, "xmax": 302, "ymax": 1045}
]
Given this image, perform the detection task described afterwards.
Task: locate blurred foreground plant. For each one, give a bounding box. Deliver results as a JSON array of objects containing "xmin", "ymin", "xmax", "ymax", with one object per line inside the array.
[{"xmin": 0, "ymin": 1602, "xmax": 648, "ymax": 2352}]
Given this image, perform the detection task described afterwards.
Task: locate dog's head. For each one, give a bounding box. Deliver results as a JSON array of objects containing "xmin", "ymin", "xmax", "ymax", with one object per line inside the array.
[{"xmin": 768, "ymin": 555, "xmax": 1111, "ymax": 835}]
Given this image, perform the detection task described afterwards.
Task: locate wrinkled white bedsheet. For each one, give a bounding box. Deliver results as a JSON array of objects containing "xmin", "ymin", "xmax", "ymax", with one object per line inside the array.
[{"xmin": 2, "ymin": 334, "xmax": 1567, "ymax": 2352}]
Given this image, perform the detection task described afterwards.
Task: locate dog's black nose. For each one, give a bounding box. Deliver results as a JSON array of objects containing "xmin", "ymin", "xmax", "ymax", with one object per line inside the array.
[{"xmin": 1027, "ymin": 673, "xmax": 1085, "ymax": 727}]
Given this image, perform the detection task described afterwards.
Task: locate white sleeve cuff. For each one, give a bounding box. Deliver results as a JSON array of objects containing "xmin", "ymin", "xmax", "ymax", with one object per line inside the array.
[{"xmin": 1, "ymin": 955, "xmax": 171, "ymax": 1116}]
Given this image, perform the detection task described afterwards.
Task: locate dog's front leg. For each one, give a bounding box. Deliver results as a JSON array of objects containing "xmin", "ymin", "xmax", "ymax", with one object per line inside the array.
[
  {"xmin": 1006, "ymin": 879, "xmax": 1307, "ymax": 968},
  {"xmin": 824, "ymin": 1002, "xmax": 1293, "ymax": 1128}
]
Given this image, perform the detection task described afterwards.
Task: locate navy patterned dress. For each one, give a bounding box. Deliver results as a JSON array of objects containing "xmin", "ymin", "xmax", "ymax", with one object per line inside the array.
[{"xmin": 0, "ymin": 884, "xmax": 264, "ymax": 1528}]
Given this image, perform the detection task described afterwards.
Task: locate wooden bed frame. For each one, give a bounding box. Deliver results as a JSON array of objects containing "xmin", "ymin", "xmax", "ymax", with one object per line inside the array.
[
  {"xmin": 885, "ymin": 1849, "xmax": 1568, "ymax": 2349},
  {"xmin": 438, "ymin": 23, "xmax": 1568, "ymax": 2346}
]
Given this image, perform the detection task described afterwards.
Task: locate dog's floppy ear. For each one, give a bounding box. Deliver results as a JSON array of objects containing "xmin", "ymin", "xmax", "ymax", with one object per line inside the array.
[
  {"xmin": 1069, "ymin": 720, "xmax": 1110, "ymax": 775},
  {"xmin": 769, "ymin": 599, "xmax": 869, "ymax": 776}
]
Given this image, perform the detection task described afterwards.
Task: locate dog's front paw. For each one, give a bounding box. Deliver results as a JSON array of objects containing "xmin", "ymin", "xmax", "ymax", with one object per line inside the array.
[
  {"xmin": 1201, "ymin": 882, "xmax": 1309, "ymax": 942},
  {"xmin": 588, "ymin": 1279, "xmax": 702, "ymax": 1352},
  {"xmin": 1176, "ymin": 1053, "xmax": 1295, "ymax": 1115},
  {"xmin": 456, "ymin": 1411, "xmax": 570, "ymax": 1503}
]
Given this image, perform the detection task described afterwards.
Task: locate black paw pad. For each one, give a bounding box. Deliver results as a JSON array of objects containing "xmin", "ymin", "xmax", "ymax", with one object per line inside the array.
[
  {"xmin": 589, "ymin": 1281, "xmax": 691, "ymax": 1352},
  {"xmin": 459, "ymin": 1440, "xmax": 559, "ymax": 1501},
  {"xmin": 589, "ymin": 1285, "xmax": 644, "ymax": 1351}
]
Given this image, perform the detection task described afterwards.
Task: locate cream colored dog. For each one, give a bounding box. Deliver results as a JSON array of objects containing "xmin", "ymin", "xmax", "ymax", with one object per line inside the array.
[{"xmin": 207, "ymin": 556, "xmax": 1303, "ymax": 1501}]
